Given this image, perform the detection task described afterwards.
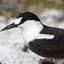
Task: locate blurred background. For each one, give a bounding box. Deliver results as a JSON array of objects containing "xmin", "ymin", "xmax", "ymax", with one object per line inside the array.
[
  {"xmin": 0, "ymin": 0, "xmax": 64, "ymax": 64},
  {"xmin": 0, "ymin": 0, "xmax": 64, "ymax": 27},
  {"xmin": 0, "ymin": 0, "xmax": 64, "ymax": 18}
]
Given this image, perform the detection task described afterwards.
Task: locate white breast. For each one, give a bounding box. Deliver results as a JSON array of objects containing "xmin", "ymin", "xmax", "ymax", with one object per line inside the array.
[{"xmin": 22, "ymin": 20, "xmax": 43, "ymax": 43}]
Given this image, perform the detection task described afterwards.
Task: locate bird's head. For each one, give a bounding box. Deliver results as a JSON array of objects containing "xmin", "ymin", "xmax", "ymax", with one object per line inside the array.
[{"xmin": 1, "ymin": 12, "xmax": 42, "ymax": 31}]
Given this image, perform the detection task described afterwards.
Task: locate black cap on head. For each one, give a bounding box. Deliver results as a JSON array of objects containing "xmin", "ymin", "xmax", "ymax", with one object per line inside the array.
[
  {"xmin": 17, "ymin": 12, "xmax": 40, "ymax": 25},
  {"xmin": 17, "ymin": 12, "xmax": 40, "ymax": 21}
]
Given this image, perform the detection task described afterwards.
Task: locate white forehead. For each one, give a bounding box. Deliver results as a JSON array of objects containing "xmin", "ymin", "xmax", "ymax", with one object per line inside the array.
[{"xmin": 14, "ymin": 17, "xmax": 23, "ymax": 24}]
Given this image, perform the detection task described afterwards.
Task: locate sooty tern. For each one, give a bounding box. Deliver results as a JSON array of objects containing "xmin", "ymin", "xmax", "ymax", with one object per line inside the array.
[{"xmin": 1, "ymin": 12, "xmax": 64, "ymax": 59}]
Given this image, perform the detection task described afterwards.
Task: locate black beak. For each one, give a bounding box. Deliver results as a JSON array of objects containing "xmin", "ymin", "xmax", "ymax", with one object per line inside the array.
[{"xmin": 1, "ymin": 23, "xmax": 18, "ymax": 31}]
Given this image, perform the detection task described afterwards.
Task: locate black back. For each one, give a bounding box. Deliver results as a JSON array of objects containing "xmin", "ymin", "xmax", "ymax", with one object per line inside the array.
[{"xmin": 29, "ymin": 26, "xmax": 64, "ymax": 59}]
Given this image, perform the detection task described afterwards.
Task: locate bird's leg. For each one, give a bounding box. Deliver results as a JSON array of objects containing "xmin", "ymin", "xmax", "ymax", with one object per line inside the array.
[{"xmin": 22, "ymin": 44, "xmax": 29, "ymax": 52}]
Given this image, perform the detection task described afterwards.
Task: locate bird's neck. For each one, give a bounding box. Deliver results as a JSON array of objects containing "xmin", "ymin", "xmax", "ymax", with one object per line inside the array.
[{"xmin": 22, "ymin": 21, "xmax": 43, "ymax": 43}]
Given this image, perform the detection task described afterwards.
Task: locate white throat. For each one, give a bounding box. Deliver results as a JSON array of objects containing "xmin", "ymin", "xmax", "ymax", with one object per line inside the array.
[{"xmin": 19, "ymin": 20, "xmax": 43, "ymax": 44}]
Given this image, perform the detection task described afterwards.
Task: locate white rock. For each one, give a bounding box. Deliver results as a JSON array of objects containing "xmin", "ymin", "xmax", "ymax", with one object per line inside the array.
[{"xmin": 0, "ymin": 45, "xmax": 21, "ymax": 64}]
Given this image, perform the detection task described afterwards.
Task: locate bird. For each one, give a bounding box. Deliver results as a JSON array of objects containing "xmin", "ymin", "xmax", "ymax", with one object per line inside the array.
[{"xmin": 1, "ymin": 12, "xmax": 64, "ymax": 59}]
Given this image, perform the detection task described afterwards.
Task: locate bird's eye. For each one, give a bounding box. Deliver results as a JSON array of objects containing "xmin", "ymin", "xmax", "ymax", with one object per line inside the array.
[{"xmin": 14, "ymin": 17, "xmax": 23, "ymax": 24}]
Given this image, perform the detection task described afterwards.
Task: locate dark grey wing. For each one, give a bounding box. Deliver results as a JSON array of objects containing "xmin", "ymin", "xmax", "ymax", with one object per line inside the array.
[{"xmin": 29, "ymin": 35, "xmax": 64, "ymax": 59}]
